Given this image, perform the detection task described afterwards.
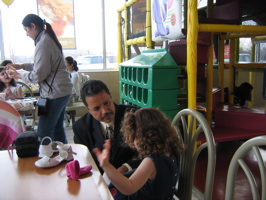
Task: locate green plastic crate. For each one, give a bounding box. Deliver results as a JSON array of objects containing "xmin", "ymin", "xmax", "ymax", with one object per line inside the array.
[
  {"xmin": 119, "ymin": 49, "xmax": 180, "ymax": 90},
  {"xmin": 120, "ymin": 83, "xmax": 181, "ymax": 110},
  {"xmin": 120, "ymin": 67, "xmax": 180, "ymax": 90},
  {"xmin": 120, "ymin": 49, "xmax": 178, "ymax": 69}
]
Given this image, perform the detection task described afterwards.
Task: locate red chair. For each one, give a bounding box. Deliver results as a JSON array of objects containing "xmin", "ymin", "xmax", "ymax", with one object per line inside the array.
[{"xmin": 0, "ymin": 100, "xmax": 25, "ymax": 149}]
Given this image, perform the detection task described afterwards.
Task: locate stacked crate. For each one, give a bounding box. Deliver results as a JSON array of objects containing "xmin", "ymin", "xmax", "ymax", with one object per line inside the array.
[{"xmin": 119, "ymin": 49, "xmax": 181, "ymax": 120}]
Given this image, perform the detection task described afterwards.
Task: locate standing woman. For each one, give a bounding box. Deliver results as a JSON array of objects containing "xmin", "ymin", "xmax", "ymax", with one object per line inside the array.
[{"xmin": 7, "ymin": 14, "xmax": 72, "ymax": 144}]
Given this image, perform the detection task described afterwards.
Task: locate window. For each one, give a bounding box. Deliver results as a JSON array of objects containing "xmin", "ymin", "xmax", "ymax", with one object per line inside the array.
[
  {"xmin": 0, "ymin": 0, "xmax": 124, "ymax": 70},
  {"xmin": 239, "ymin": 54, "xmax": 250, "ymax": 63}
]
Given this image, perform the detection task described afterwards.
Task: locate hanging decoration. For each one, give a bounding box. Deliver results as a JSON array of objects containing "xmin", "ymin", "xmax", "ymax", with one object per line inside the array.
[{"xmin": 2, "ymin": 0, "xmax": 14, "ymax": 7}]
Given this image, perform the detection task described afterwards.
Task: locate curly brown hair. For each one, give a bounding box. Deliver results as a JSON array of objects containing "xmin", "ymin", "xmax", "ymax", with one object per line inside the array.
[{"xmin": 121, "ymin": 107, "xmax": 183, "ymax": 160}]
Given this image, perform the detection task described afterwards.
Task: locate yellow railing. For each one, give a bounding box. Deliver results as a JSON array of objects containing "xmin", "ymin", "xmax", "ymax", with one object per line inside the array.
[{"xmin": 117, "ymin": 0, "xmax": 152, "ymax": 63}]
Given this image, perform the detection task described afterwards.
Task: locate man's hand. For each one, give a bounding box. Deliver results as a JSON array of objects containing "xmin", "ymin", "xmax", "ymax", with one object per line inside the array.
[{"xmin": 117, "ymin": 165, "xmax": 129, "ymax": 174}]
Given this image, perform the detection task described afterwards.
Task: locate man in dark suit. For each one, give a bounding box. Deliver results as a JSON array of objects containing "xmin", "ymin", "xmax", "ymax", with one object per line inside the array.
[{"xmin": 73, "ymin": 79, "xmax": 139, "ymax": 174}]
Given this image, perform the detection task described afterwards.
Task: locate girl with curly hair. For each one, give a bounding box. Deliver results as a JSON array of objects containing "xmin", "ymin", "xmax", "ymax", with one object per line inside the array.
[{"xmin": 94, "ymin": 107, "xmax": 183, "ymax": 200}]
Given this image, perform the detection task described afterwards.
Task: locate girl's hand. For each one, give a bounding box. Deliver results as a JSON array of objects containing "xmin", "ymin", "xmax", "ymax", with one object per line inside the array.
[
  {"xmin": 5, "ymin": 88, "xmax": 15, "ymax": 100},
  {"xmin": 93, "ymin": 139, "xmax": 111, "ymax": 168},
  {"xmin": 6, "ymin": 70, "xmax": 21, "ymax": 80}
]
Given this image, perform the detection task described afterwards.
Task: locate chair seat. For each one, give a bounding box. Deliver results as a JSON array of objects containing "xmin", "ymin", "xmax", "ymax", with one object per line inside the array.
[
  {"xmin": 66, "ymin": 102, "xmax": 85, "ymax": 111},
  {"xmin": 66, "ymin": 101, "xmax": 86, "ymax": 125}
]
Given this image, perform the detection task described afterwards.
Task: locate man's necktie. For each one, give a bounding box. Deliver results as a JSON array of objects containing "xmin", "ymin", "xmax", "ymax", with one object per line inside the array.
[{"xmin": 106, "ymin": 125, "xmax": 114, "ymax": 139}]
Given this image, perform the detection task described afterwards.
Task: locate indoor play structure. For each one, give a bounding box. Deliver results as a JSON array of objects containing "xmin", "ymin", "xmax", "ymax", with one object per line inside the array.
[{"xmin": 116, "ymin": 0, "xmax": 266, "ymax": 143}]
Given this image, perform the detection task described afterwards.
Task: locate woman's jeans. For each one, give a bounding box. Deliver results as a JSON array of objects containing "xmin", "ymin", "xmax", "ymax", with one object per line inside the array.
[{"xmin": 37, "ymin": 94, "xmax": 70, "ymax": 144}]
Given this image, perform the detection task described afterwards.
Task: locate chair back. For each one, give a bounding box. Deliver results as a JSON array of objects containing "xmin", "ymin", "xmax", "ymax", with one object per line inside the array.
[
  {"xmin": 16, "ymin": 81, "xmax": 36, "ymax": 129},
  {"xmin": 79, "ymin": 73, "xmax": 90, "ymax": 88},
  {"xmin": 79, "ymin": 73, "xmax": 90, "ymax": 100},
  {"xmin": 17, "ymin": 81, "xmax": 33, "ymax": 97},
  {"xmin": 0, "ymin": 100, "xmax": 25, "ymax": 149},
  {"xmin": 78, "ymin": 73, "xmax": 90, "ymax": 101},
  {"xmin": 224, "ymin": 136, "xmax": 266, "ymax": 200},
  {"xmin": 171, "ymin": 109, "xmax": 216, "ymax": 200}
]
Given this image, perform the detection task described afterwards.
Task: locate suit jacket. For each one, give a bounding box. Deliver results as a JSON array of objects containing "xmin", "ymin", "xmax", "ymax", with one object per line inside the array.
[{"xmin": 73, "ymin": 103, "xmax": 139, "ymax": 173}]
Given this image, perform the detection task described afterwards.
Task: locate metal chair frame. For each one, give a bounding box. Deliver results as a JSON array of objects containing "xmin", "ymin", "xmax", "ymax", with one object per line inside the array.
[
  {"xmin": 225, "ymin": 136, "xmax": 266, "ymax": 200},
  {"xmin": 171, "ymin": 109, "xmax": 216, "ymax": 200},
  {"xmin": 17, "ymin": 81, "xmax": 33, "ymax": 97},
  {"xmin": 16, "ymin": 81, "xmax": 36, "ymax": 130}
]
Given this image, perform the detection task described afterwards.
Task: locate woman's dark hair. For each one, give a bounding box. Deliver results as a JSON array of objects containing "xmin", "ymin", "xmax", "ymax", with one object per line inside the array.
[
  {"xmin": 1, "ymin": 60, "xmax": 13, "ymax": 66},
  {"xmin": 22, "ymin": 14, "xmax": 62, "ymax": 54},
  {"xmin": 65, "ymin": 56, "xmax": 79, "ymax": 72},
  {"xmin": 80, "ymin": 79, "xmax": 110, "ymax": 107}
]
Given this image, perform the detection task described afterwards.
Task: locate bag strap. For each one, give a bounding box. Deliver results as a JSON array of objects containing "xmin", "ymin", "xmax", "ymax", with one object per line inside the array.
[{"xmin": 40, "ymin": 57, "xmax": 62, "ymax": 97}]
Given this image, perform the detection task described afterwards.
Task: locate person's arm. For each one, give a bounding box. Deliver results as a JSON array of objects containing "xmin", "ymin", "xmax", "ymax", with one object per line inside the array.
[
  {"xmin": 116, "ymin": 150, "xmax": 142, "ymax": 173},
  {"xmin": 94, "ymin": 140, "xmax": 156, "ymax": 195},
  {"xmin": 16, "ymin": 85, "xmax": 23, "ymax": 98},
  {"xmin": 69, "ymin": 94, "xmax": 76, "ymax": 100},
  {"xmin": 117, "ymin": 164, "xmax": 131, "ymax": 174},
  {"xmin": 5, "ymin": 86, "xmax": 23, "ymax": 99},
  {"xmin": 6, "ymin": 64, "xmax": 24, "ymax": 70},
  {"xmin": 71, "ymin": 73, "xmax": 79, "ymax": 96}
]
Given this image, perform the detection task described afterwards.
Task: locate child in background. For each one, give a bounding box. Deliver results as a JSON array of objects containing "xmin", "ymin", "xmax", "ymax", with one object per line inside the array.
[
  {"xmin": 93, "ymin": 107, "xmax": 183, "ymax": 200},
  {"xmin": 1, "ymin": 60, "xmax": 13, "ymax": 67},
  {"xmin": 65, "ymin": 56, "xmax": 79, "ymax": 105},
  {"xmin": 64, "ymin": 56, "xmax": 79, "ymax": 126},
  {"xmin": 0, "ymin": 67, "xmax": 23, "ymax": 100},
  {"xmin": 1, "ymin": 63, "xmax": 26, "ymax": 125}
]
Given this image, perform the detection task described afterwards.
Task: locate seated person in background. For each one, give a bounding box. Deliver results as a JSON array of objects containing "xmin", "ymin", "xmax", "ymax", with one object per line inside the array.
[
  {"xmin": 65, "ymin": 56, "xmax": 80, "ymax": 105},
  {"xmin": 64, "ymin": 56, "xmax": 80, "ymax": 126},
  {"xmin": 0, "ymin": 66, "xmax": 26, "ymax": 124},
  {"xmin": 73, "ymin": 79, "xmax": 140, "ymax": 174},
  {"xmin": 0, "ymin": 67, "xmax": 23, "ymax": 100},
  {"xmin": 1, "ymin": 60, "xmax": 13, "ymax": 67},
  {"xmin": 94, "ymin": 107, "xmax": 183, "ymax": 200}
]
